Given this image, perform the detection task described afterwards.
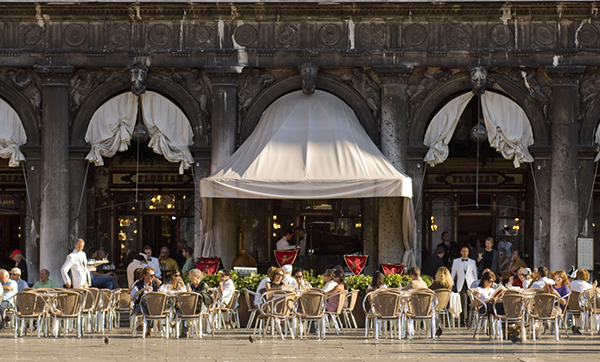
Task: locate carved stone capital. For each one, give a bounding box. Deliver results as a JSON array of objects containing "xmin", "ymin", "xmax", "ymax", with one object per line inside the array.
[
  {"xmin": 33, "ymin": 65, "xmax": 74, "ymax": 87},
  {"xmin": 546, "ymin": 66, "xmax": 586, "ymax": 85},
  {"xmin": 373, "ymin": 67, "xmax": 413, "ymax": 85},
  {"xmin": 205, "ymin": 67, "xmax": 242, "ymax": 87}
]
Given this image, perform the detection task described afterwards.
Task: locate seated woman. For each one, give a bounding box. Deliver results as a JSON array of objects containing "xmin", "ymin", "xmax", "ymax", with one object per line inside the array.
[
  {"xmin": 545, "ymin": 269, "xmax": 570, "ymax": 312},
  {"xmin": 366, "ymin": 271, "xmax": 387, "ymax": 293},
  {"xmin": 265, "ymin": 268, "xmax": 286, "ymax": 292},
  {"xmin": 325, "ymin": 270, "xmax": 346, "ymax": 312},
  {"xmin": 159, "ymin": 272, "xmax": 186, "ymax": 293},
  {"xmin": 429, "ymin": 266, "xmax": 454, "ymax": 291},
  {"xmin": 474, "ymin": 272, "xmax": 505, "ymax": 315}
]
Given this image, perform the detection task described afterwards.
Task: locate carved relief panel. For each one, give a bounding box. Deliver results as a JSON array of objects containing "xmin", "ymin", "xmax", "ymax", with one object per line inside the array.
[
  {"xmin": 147, "ymin": 22, "xmax": 174, "ymax": 49},
  {"xmin": 401, "ymin": 22, "xmax": 428, "ymax": 48},
  {"xmin": 187, "ymin": 22, "xmax": 217, "ymax": 48},
  {"xmin": 275, "ymin": 23, "xmax": 300, "ymax": 48},
  {"xmin": 233, "ymin": 23, "xmax": 258, "ymax": 47},
  {"xmin": 576, "ymin": 22, "xmax": 600, "ymax": 48},
  {"xmin": 357, "ymin": 22, "xmax": 387, "ymax": 48},
  {"xmin": 531, "ymin": 22, "xmax": 556, "ymax": 48},
  {"xmin": 0, "ymin": 69, "xmax": 42, "ymax": 115},
  {"xmin": 104, "ymin": 22, "xmax": 131, "ymax": 49},
  {"xmin": 443, "ymin": 22, "xmax": 473, "ymax": 50},
  {"xmin": 62, "ymin": 22, "xmax": 89, "ymax": 48},
  {"xmin": 487, "ymin": 23, "xmax": 514, "ymax": 49},
  {"xmin": 317, "ymin": 23, "xmax": 345, "ymax": 48},
  {"xmin": 20, "ymin": 24, "xmax": 45, "ymax": 48}
]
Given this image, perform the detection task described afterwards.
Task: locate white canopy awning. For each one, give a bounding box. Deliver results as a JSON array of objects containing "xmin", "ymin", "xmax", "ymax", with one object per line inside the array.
[{"xmin": 200, "ymin": 90, "xmax": 413, "ymax": 199}]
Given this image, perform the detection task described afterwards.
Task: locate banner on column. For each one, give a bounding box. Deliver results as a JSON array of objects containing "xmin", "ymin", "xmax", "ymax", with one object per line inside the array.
[
  {"xmin": 381, "ymin": 263, "xmax": 405, "ymax": 275},
  {"xmin": 274, "ymin": 250, "xmax": 298, "ymax": 267},
  {"xmin": 344, "ymin": 255, "xmax": 368, "ymax": 275},
  {"xmin": 195, "ymin": 257, "xmax": 220, "ymax": 274}
]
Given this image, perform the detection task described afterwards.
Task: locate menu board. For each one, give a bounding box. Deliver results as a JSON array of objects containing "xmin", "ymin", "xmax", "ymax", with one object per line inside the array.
[{"xmin": 577, "ymin": 237, "xmax": 594, "ymax": 270}]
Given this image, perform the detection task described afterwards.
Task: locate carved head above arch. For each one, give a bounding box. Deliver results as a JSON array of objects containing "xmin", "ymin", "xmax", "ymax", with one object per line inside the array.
[
  {"xmin": 469, "ymin": 65, "xmax": 488, "ymax": 95},
  {"xmin": 128, "ymin": 62, "xmax": 148, "ymax": 96},
  {"xmin": 299, "ymin": 62, "xmax": 319, "ymax": 95}
]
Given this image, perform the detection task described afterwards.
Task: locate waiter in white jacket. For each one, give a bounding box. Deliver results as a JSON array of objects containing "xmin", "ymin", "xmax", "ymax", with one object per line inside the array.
[
  {"xmin": 61, "ymin": 238, "xmax": 91, "ymax": 288},
  {"xmin": 451, "ymin": 246, "xmax": 477, "ymax": 327}
]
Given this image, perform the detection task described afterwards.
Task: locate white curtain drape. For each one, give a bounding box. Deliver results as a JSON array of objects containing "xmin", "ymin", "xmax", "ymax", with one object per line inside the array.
[
  {"xmin": 0, "ymin": 98, "xmax": 27, "ymax": 167},
  {"xmin": 481, "ymin": 92, "xmax": 534, "ymax": 168},
  {"xmin": 402, "ymin": 198, "xmax": 416, "ymax": 269},
  {"xmin": 141, "ymin": 92, "xmax": 194, "ymax": 174},
  {"xmin": 594, "ymin": 123, "xmax": 600, "ymax": 162},
  {"xmin": 85, "ymin": 91, "xmax": 194, "ymax": 174},
  {"xmin": 84, "ymin": 92, "xmax": 138, "ymax": 166},
  {"xmin": 423, "ymin": 93, "xmax": 474, "ymax": 167},
  {"xmin": 200, "ymin": 197, "xmax": 215, "ymax": 258}
]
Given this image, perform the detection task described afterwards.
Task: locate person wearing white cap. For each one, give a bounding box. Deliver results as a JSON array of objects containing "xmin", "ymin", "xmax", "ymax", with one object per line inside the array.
[{"xmin": 281, "ymin": 264, "xmax": 297, "ymax": 291}]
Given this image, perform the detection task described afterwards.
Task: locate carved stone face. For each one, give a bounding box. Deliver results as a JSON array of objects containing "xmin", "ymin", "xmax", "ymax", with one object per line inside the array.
[
  {"xmin": 470, "ymin": 66, "xmax": 488, "ymax": 95},
  {"xmin": 299, "ymin": 62, "xmax": 319, "ymax": 95},
  {"xmin": 130, "ymin": 66, "xmax": 147, "ymax": 96}
]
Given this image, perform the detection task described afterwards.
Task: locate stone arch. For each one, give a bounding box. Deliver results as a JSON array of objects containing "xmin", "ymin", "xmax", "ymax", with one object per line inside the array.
[
  {"xmin": 0, "ymin": 78, "xmax": 39, "ymax": 146},
  {"xmin": 71, "ymin": 71, "xmax": 207, "ymax": 147},
  {"xmin": 408, "ymin": 72, "xmax": 550, "ymax": 148},
  {"xmin": 240, "ymin": 75, "xmax": 379, "ymax": 146}
]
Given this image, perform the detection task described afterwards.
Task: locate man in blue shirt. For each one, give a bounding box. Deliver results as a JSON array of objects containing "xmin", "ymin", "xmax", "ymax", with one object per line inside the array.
[{"xmin": 0, "ymin": 269, "xmax": 18, "ymax": 331}]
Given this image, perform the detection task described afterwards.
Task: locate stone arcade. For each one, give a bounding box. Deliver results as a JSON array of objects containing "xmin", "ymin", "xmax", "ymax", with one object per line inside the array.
[{"xmin": 0, "ymin": 2, "xmax": 599, "ymax": 283}]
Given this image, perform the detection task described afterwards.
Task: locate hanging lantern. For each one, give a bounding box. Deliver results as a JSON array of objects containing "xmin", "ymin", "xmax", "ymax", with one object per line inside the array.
[
  {"xmin": 132, "ymin": 122, "xmax": 149, "ymax": 143},
  {"xmin": 469, "ymin": 122, "xmax": 487, "ymax": 143}
]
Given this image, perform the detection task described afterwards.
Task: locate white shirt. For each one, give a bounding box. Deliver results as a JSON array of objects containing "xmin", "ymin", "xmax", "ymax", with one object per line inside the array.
[
  {"xmin": 283, "ymin": 274, "xmax": 297, "ymax": 291},
  {"xmin": 276, "ymin": 237, "xmax": 297, "ymax": 250},
  {"xmin": 142, "ymin": 255, "xmax": 162, "ymax": 278},
  {"xmin": 255, "ymin": 277, "xmax": 270, "ymax": 306},
  {"xmin": 323, "ymin": 280, "xmax": 338, "ymax": 293},
  {"xmin": 475, "ymin": 286, "xmax": 494, "ymax": 302},
  {"xmin": 61, "ymin": 249, "xmax": 91, "ymax": 288},
  {"xmin": 127, "ymin": 259, "xmax": 144, "ymax": 287},
  {"xmin": 529, "ymin": 277, "xmax": 554, "ymax": 289},
  {"xmin": 219, "ymin": 279, "xmax": 235, "ymax": 307},
  {"xmin": 570, "ymin": 279, "xmax": 593, "ymax": 292}
]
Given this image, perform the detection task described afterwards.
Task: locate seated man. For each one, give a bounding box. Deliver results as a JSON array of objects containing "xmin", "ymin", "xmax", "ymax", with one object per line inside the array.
[
  {"xmin": 88, "ymin": 248, "xmax": 118, "ymax": 290},
  {"xmin": 402, "ymin": 267, "xmax": 428, "ymax": 290},
  {"xmin": 32, "ymin": 269, "xmax": 57, "ymax": 289},
  {"xmin": 130, "ymin": 266, "xmax": 161, "ymax": 332},
  {"xmin": 292, "ymin": 267, "xmax": 312, "ymax": 292},
  {"xmin": 10, "ymin": 268, "xmax": 28, "ymax": 292},
  {"xmin": 0, "ymin": 269, "xmax": 17, "ymax": 331},
  {"xmin": 158, "ymin": 246, "xmax": 179, "ymax": 280}
]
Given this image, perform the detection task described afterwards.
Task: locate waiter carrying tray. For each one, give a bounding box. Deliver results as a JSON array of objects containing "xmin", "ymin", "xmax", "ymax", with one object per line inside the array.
[{"xmin": 61, "ymin": 238, "xmax": 91, "ymax": 288}]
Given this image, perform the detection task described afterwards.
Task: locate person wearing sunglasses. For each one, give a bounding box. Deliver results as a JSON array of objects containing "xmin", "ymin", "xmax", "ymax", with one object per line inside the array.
[
  {"xmin": 130, "ymin": 266, "xmax": 161, "ymax": 318},
  {"xmin": 292, "ymin": 267, "xmax": 312, "ymax": 292}
]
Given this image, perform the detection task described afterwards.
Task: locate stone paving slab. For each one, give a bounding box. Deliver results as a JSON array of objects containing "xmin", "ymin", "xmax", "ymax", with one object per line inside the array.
[{"xmin": 0, "ymin": 327, "xmax": 598, "ymax": 361}]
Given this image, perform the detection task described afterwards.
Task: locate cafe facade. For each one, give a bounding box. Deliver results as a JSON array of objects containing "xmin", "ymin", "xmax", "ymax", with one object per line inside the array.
[{"xmin": 1, "ymin": 1, "xmax": 600, "ymax": 283}]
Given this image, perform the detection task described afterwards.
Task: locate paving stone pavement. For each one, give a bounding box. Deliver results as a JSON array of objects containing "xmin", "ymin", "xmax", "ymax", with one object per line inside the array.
[{"xmin": 0, "ymin": 326, "xmax": 598, "ymax": 361}]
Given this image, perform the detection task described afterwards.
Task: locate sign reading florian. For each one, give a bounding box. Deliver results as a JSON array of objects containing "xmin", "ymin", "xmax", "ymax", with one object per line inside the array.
[
  {"xmin": 426, "ymin": 172, "xmax": 525, "ymax": 187},
  {"xmin": 111, "ymin": 172, "xmax": 193, "ymax": 187}
]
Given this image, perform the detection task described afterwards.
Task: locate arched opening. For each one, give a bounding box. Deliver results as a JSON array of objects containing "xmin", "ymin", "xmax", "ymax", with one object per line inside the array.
[{"xmin": 421, "ymin": 89, "xmax": 536, "ymax": 272}]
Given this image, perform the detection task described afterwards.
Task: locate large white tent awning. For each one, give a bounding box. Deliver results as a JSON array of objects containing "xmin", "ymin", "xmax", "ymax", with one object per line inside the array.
[{"xmin": 200, "ymin": 90, "xmax": 413, "ymax": 199}]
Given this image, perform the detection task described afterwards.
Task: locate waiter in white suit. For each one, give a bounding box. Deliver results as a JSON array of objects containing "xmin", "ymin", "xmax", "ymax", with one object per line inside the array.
[
  {"xmin": 61, "ymin": 238, "xmax": 91, "ymax": 288},
  {"xmin": 451, "ymin": 246, "xmax": 477, "ymax": 327}
]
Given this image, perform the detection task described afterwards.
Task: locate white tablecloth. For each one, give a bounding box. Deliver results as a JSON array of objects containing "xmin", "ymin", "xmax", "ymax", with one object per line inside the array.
[{"xmin": 448, "ymin": 292, "xmax": 462, "ymax": 318}]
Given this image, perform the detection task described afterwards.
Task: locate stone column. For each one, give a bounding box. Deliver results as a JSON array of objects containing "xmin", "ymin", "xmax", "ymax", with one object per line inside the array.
[
  {"xmin": 21, "ymin": 146, "xmax": 41, "ymax": 285},
  {"xmin": 34, "ymin": 66, "xmax": 73, "ymax": 283},
  {"xmin": 192, "ymin": 156, "xmax": 210, "ymax": 259},
  {"xmin": 205, "ymin": 68, "xmax": 240, "ymax": 269},
  {"xmin": 375, "ymin": 69, "xmax": 412, "ymax": 266},
  {"xmin": 531, "ymin": 151, "xmax": 551, "ymax": 268},
  {"xmin": 547, "ymin": 66, "xmax": 584, "ymax": 271},
  {"xmin": 579, "ymin": 148, "xmax": 596, "ymax": 238},
  {"xmin": 68, "ymin": 147, "xmax": 89, "ymax": 247}
]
